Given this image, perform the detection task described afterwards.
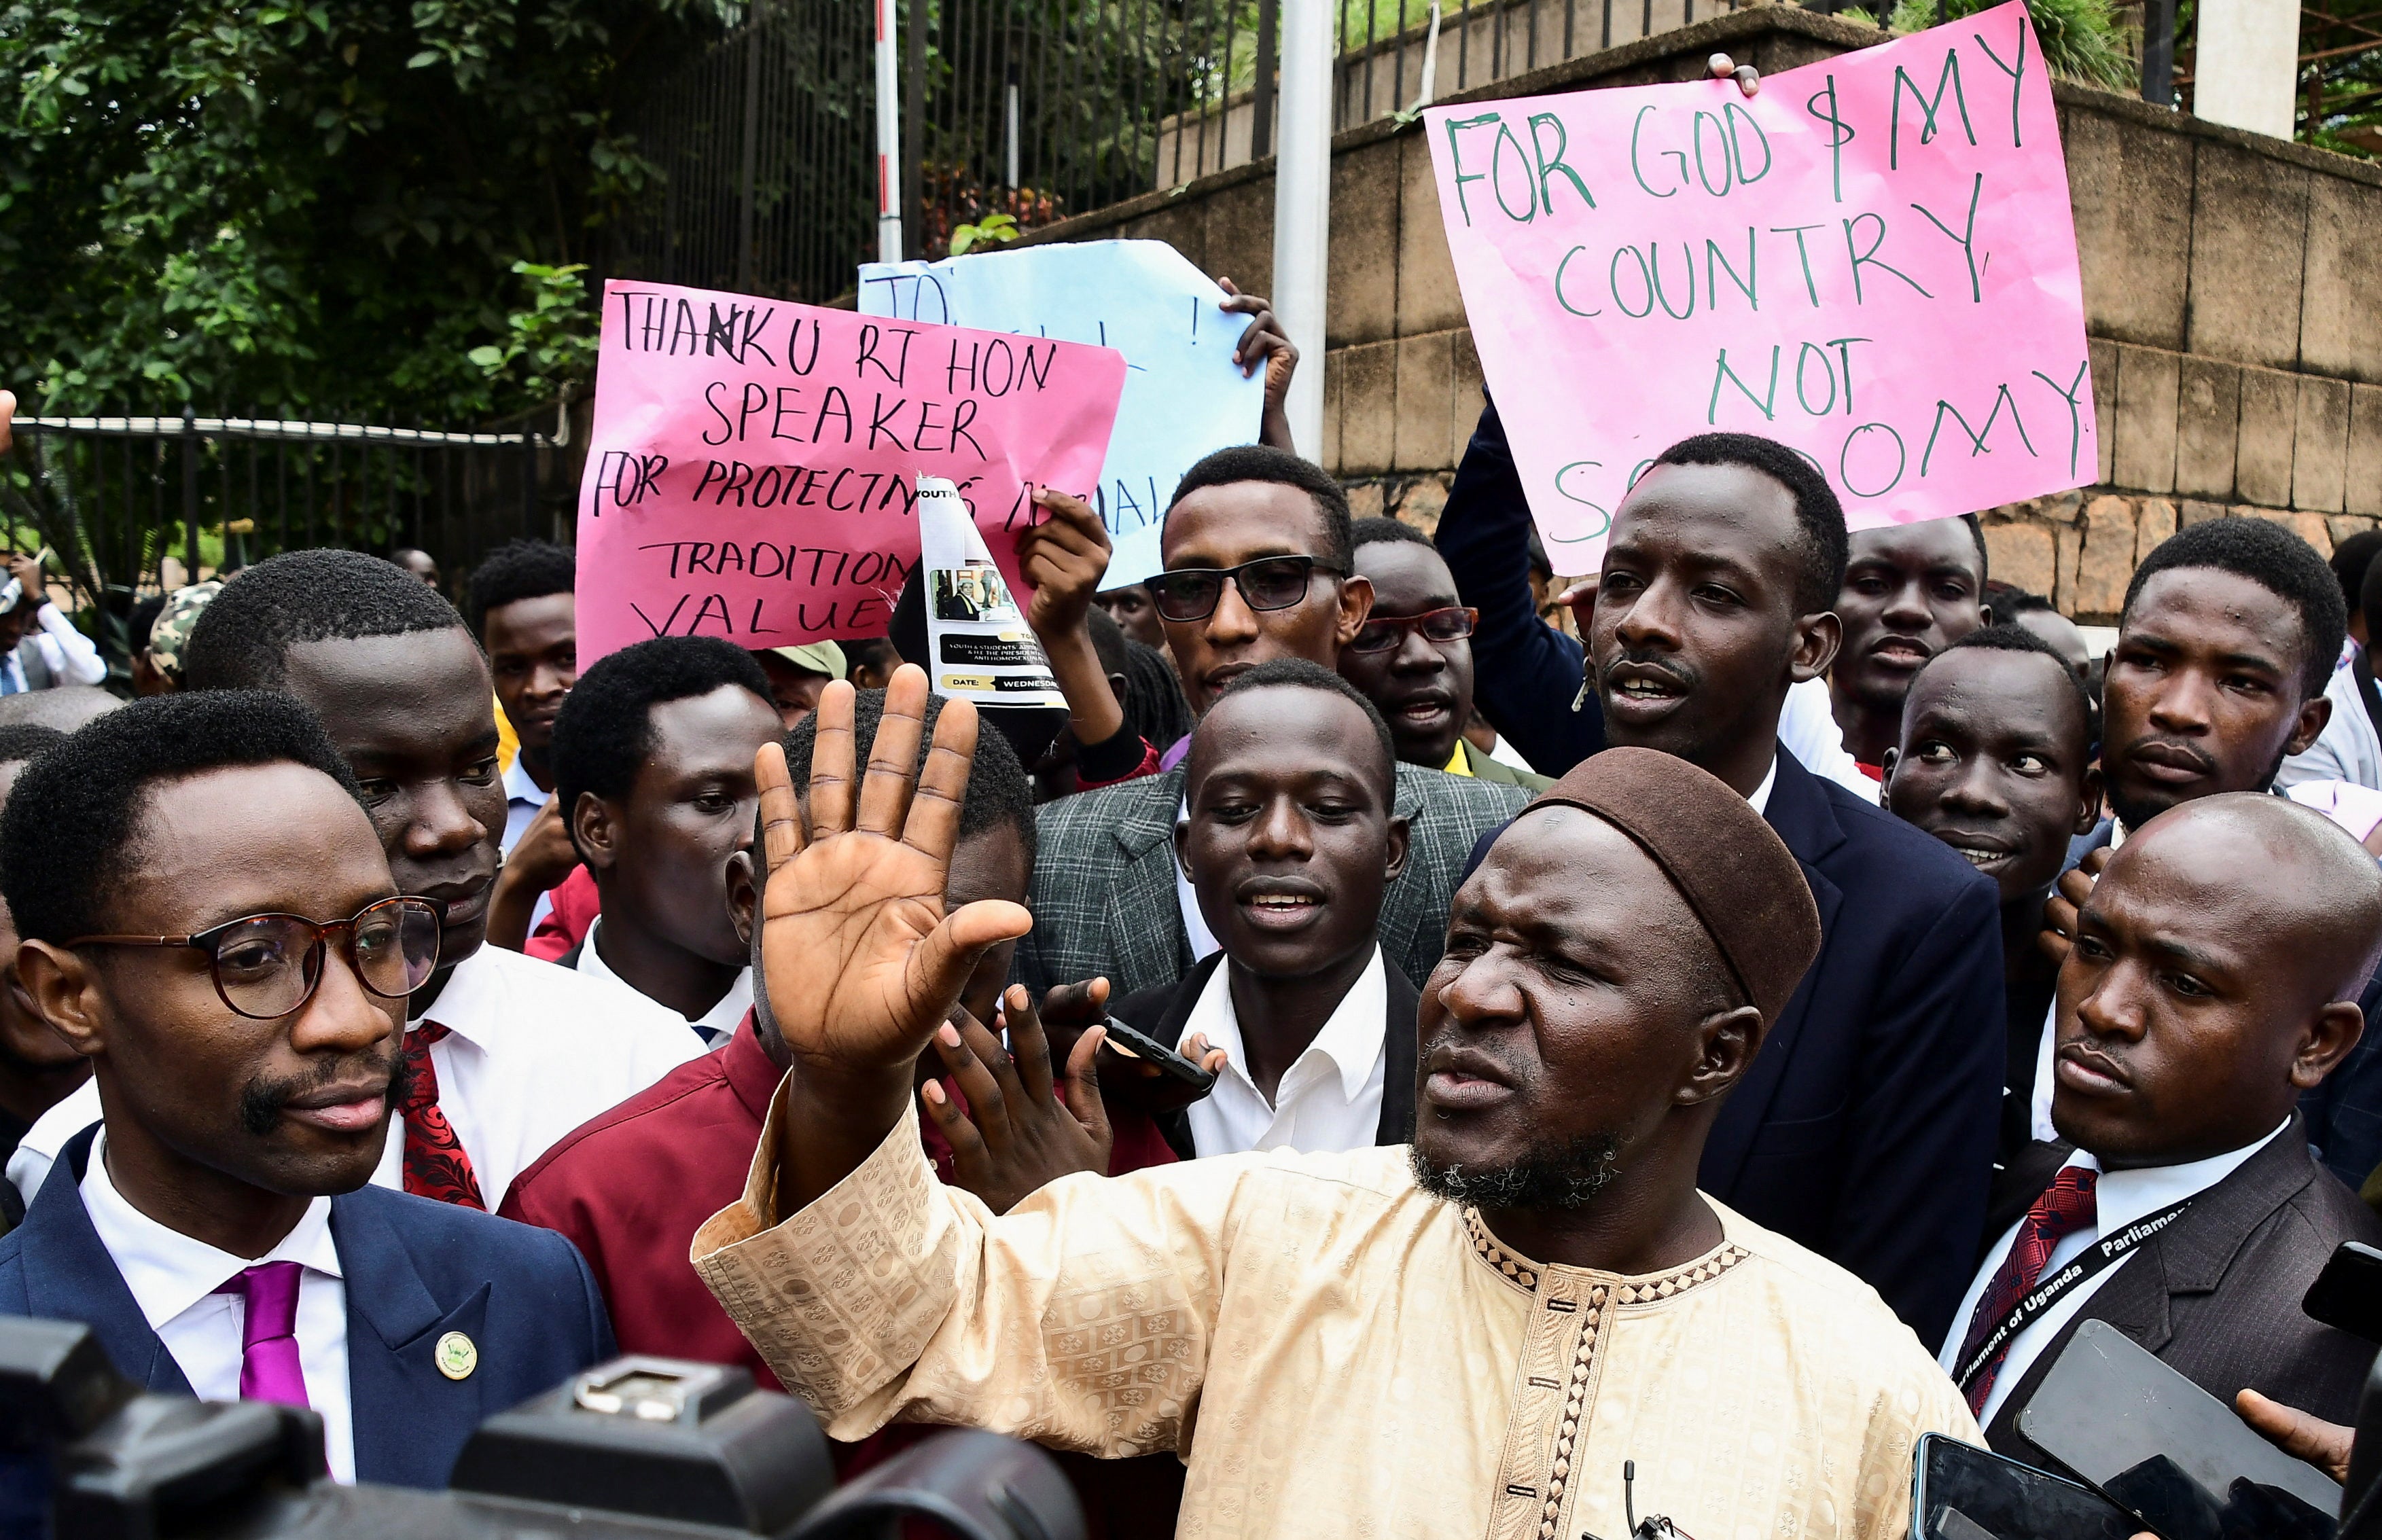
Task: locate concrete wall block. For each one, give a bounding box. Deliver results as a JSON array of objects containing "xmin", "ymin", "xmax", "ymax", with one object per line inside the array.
[
  {"xmin": 1119, "ymin": 204, "xmax": 1207, "ymax": 270},
  {"xmin": 2064, "ymin": 106, "xmax": 2192, "ymax": 349},
  {"xmin": 2329, "ymin": 514, "xmax": 2379, "ymax": 549},
  {"xmin": 1321, "ymin": 348, "xmax": 1346, "ymax": 475},
  {"xmin": 2053, "ymin": 524, "xmax": 2084, "ymax": 615},
  {"xmin": 2173, "ymin": 356, "xmax": 2241, "ymax": 501},
  {"xmin": 1392, "ymin": 331, "xmax": 1455, "ymax": 473},
  {"xmin": 1201, "ymin": 179, "xmax": 1275, "ymax": 302},
  {"xmin": 1338, "ymin": 340, "xmax": 1400, "ymax": 476},
  {"xmin": 2235, "ymin": 368, "xmax": 2299, "ymax": 509},
  {"xmin": 1449, "ymin": 328, "xmax": 1485, "ymax": 469},
  {"xmin": 2073, "ymin": 495, "xmax": 2141, "ymax": 615},
  {"xmin": 1396, "ymin": 134, "xmax": 1466, "ymax": 338},
  {"xmin": 2135, "ymin": 497, "xmax": 2178, "ymax": 560},
  {"xmin": 1983, "ymin": 522, "xmax": 2058, "ymax": 596},
  {"xmin": 1393, "ymin": 473, "xmax": 1451, "ymax": 537},
  {"xmin": 2186, "ymin": 143, "xmax": 2310, "ymax": 371},
  {"xmin": 2295, "ymin": 375, "xmax": 2352, "ymax": 513},
  {"xmin": 2112, "ymin": 345, "xmax": 2180, "ymax": 495},
  {"xmin": 1327, "ymin": 144, "xmax": 1402, "ymax": 350},
  {"xmin": 2300, "ymin": 176, "xmax": 2382, "ymax": 383},
  {"xmin": 2351, "ymin": 384, "xmax": 2382, "ymax": 518},
  {"xmin": 2090, "ymin": 338, "xmax": 2120, "ymax": 488},
  {"xmin": 2242, "ymin": 505, "xmax": 2336, "ymax": 556},
  {"xmin": 2180, "ymin": 499, "xmax": 2230, "ymax": 526},
  {"xmin": 1345, "ymin": 479, "xmax": 1386, "ymax": 521}
]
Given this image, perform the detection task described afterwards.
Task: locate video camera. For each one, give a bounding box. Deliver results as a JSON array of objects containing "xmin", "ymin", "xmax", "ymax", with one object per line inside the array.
[{"xmin": 0, "ymin": 1317, "xmax": 1083, "ymax": 1539}]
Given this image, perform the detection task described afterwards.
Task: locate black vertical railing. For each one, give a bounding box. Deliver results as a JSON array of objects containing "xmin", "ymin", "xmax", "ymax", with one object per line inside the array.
[{"xmin": 0, "ymin": 413, "xmax": 558, "ymax": 677}]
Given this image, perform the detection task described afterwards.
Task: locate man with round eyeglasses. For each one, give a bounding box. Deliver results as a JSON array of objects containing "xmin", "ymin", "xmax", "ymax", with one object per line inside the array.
[
  {"xmin": 1337, "ymin": 517, "xmax": 1552, "ymax": 791},
  {"xmin": 0, "ymin": 692, "xmax": 614, "ymax": 1489},
  {"xmin": 1015, "ymin": 445, "xmax": 1530, "ymax": 1003}
]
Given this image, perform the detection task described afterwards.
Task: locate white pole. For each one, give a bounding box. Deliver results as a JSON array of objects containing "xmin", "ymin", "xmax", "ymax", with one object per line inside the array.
[
  {"xmin": 874, "ymin": 0, "xmax": 904, "ymax": 264},
  {"xmin": 1270, "ymin": 0, "xmax": 1332, "ymax": 459},
  {"xmin": 2192, "ymin": 0, "xmax": 2299, "ymax": 139}
]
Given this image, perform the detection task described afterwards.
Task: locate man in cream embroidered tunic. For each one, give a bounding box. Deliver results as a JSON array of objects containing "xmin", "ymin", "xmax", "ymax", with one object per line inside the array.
[{"xmin": 693, "ymin": 671, "xmax": 1979, "ymax": 1540}]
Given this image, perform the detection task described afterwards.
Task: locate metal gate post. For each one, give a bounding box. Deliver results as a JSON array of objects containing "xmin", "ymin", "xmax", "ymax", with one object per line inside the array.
[{"xmin": 179, "ymin": 405, "xmax": 200, "ymax": 582}]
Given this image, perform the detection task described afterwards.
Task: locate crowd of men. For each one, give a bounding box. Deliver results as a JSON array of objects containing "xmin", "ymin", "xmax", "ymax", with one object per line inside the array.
[{"xmin": 3, "ymin": 239, "xmax": 2382, "ymax": 1538}]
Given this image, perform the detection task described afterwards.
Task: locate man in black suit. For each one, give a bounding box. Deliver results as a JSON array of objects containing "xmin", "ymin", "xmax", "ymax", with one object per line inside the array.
[
  {"xmin": 1947, "ymin": 792, "xmax": 2382, "ymax": 1450},
  {"xmin": 1110, "ymin": 659, "xmax": 1415, "ymax": 1159},
  {"xmin": 1469, "ymin": 431, "xmax": 2005, "ymax": 1347}
]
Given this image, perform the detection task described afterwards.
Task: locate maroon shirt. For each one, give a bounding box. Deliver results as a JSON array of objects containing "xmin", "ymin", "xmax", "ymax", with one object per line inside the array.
[{"xmin": 499, "ymin": 1011, "xmax": 1189, "ymax": 1534}]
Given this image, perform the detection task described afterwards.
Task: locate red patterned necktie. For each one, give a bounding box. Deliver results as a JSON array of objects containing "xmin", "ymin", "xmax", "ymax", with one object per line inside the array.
[
  {"xmin": 1955, "ymin": 1164, "xmax": 2099, "ymax": 1414},
  {"xmin": 394, "ymin": 1021, "xmax": 486, "ymax": 1211}
]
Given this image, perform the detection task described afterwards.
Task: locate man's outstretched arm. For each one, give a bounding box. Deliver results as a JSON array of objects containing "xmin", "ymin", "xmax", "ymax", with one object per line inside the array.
[
  {"xmin": 1434, "ymin": 398, "xmax": 1603, "ymax": 776},
  {"xmin": 691, "ymin": 668, "xmax": 1231, "ymax": 1451}
]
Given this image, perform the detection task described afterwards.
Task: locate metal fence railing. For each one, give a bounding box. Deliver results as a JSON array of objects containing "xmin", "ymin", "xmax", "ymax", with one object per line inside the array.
[
  {"xmin": 0, "ymin": 410, "xmax": 559, "ymax": 676},
  {"xmin": 611, "ymin": 0, "xmax": 2381, "ymax": 308}
]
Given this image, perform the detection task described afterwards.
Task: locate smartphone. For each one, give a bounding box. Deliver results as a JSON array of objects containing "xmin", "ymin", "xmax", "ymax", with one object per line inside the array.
[
  {"xmin": 1907, "ymin": 1433, "xmax": 2138, "ymax": 1540},
  {"xmin": 2016, "ymin": 1319, "xmax": 2341, "ymax": 1539},
  {"xmin": 1097, "ymin": 1014, "xmax": 1217, "ymax": 1095},
  {"xmin": 2305, "ymin": 1242, "xmax": 2382, "ymax": 1346}
]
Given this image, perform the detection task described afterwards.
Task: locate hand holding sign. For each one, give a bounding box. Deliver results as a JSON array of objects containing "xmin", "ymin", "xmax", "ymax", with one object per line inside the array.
[
  {"xmin": 1429, "ymin": 3, "xmax": 2093, "ymax": 563},
  {"xmin": 573, "ymin": 280, "xmax": 1126, "ymax": 666}
]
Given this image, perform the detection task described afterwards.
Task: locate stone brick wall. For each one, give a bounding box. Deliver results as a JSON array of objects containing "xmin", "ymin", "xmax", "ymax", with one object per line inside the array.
[{"xmin": 1014, "ymin": 5, "xmax": 2382, "ymax": 617}]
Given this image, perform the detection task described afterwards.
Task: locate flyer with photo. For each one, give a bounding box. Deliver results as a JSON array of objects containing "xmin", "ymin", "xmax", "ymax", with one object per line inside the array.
[{"xmin": 917, "ymin": 476, "xmax": 1065, "ymax": 708}]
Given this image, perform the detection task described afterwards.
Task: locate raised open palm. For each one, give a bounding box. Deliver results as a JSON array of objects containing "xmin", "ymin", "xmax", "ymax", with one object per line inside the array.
[{"xmin": 755, "ymin": 668, "xmax": 1033, "ymax": 1079}]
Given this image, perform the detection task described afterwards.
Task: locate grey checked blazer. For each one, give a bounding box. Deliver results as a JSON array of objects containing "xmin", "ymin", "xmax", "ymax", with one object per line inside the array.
[{"xmin": 1014, "ymin": 762, "xmax": 1532, "ymax": 999}]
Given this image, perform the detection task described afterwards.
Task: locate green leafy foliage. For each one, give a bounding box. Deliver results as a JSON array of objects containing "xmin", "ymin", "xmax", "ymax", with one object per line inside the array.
[
  {"xmin": 0, "ymin": 0, "xmax": 724, "ymax": 418},
  {"xmin": 1841, "ymin": 0, "xmax": 2133, "ymax": 89},
  {"xmin": 946, "ymin": 209, "xmax": 1019, "ymax": 255},
  {"xmin": 465, "ymin": 260, "xmax": 599, "ymax": 400}
]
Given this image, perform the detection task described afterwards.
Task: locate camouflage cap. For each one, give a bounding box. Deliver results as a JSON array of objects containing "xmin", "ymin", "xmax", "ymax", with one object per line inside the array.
[{"xmin": 145, "ymin": 580, "xmax": 223, "ymax": 682}]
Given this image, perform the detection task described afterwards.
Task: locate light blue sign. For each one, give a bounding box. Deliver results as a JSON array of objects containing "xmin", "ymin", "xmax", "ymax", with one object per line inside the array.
[{"xmin": 859, "ymin": 240, "xmax": 1266, "ymax": 590}]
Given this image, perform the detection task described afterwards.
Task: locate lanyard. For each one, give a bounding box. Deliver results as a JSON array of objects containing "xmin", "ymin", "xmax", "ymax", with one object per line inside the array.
[{"xmin": 1953, "ymin": 1196, "xmax": 2194, "ymax": 1391}]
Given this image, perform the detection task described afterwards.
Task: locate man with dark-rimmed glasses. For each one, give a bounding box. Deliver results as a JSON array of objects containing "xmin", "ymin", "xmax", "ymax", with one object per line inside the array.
[
  {"xmin": 1338, "ymin": 516, "xmax": 1552, "ymax": 791},
  {"xmin": 0, "ymin": 691, "xmax": 614, "ymax": 1489},
  {"xmin": 1016, "ymin": 445, "xmax": 1530, "ymax": 1002}
]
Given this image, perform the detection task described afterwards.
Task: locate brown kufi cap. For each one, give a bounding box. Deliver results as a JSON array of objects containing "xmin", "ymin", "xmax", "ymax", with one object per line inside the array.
[{"xmin": 1522, "ymin": 747, "xmax": 1821, "ymax": 1025}]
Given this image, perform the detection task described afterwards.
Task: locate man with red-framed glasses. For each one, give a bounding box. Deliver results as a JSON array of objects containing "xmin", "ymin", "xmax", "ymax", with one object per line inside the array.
[
  {"xmin": 1338, "ymin": 517, "xmax": 1552, "ymax": 792},
  {"xmin": 0, "ymin": 691, "xmax": 614, "ymax": 1489}
]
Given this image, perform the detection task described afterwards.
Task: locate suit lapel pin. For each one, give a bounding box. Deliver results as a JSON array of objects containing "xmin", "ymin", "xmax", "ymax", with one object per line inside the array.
[{"xmin": 434, "ymin": 1331, "xmax": 478, "ymax": 1380}]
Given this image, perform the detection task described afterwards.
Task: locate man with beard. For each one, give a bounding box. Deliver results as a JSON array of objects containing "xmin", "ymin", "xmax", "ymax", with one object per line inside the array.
[
  {"xmin": 0, "ymin": 693, "xmax": 612, "ymax": 1488},
  {"xmin": 10, "ymin": 552, "xmax": 703, "ymax": 1212},
  {"xmin": 1828, "ymin": 517, "xmax": 1988, "ymax": 777},
  {"xmin": 1883, "ymin": 627, "xmax": 2103, "ymax": 1173},
  {"xmin": 688, "ymin": 672, "xmax": 1975, "ymax": 1540},
  {"xmin": 1495, "ymin": 429, "xmax": 2003, "ymax": 1347}
]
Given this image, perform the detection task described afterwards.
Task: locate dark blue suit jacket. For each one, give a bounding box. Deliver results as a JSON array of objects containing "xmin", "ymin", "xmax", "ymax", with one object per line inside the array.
[
  {"xmin": 1441, "ymin": 399, "xmax": 2004, "ymax": 1347},
  {"xmin": 0, "ymin": 1126, "xmax": 615, "ymax": 1489}
]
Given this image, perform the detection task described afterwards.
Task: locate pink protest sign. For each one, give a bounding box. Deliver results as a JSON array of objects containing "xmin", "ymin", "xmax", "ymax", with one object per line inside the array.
[
  {"xmin": 1426, "ymin": 2, "xmax": 2092, "ymax": 563},
  {"xmin": 573, "ymin": 279, "xmax": 1126, "ymax": 663}
]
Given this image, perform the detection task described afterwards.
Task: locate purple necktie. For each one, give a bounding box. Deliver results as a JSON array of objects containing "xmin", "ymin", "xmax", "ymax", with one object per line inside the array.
[{"xmin": 221, "ymin": 1261, "xmax": 310, "ymax": 1408}]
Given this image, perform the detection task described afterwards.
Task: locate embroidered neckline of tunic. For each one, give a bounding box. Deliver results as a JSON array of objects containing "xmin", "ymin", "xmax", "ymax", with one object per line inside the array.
[{"xmin": 1461, "ymin": 1208, "xmax": 1749, "ymax": 1300}]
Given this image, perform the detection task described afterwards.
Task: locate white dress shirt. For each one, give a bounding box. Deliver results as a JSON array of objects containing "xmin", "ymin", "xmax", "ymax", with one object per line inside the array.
[
  {"xmin": 12, "ymin": 945, "xmax": 705, "ymax": 1213},
  {"xmin": 2, "ymin": 603, "xmax": 107, "ymax": 692},
  {"xmin": 575, "ymin": 917, "xmax": 749, "ymax": 1050},
  {"xmin": 1779, "ymin": 676, "xmax": 1879, "ymax": 800},
  {"xmin": 501, "ymin": 757, "xmax": 557, "ymax": 933},
  {"xmin": 1177, "ymin": 946, "xmax": 1389, "ymax": 1157},
  {"xmin": 2280, "ymin": 660, "xmax": 2382, "ymax": 793},
  {"xmin": 1937, "ymin": 1118, "xmax": 2288, "ymax": 1421},
  {"xmin": 500, "ymin": 755, "xmax": 548, "ymax": 855},
  {"xmin": 79, "ymin": 1130, "xmax": 357, "ymax": 1482}
]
